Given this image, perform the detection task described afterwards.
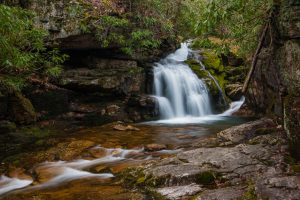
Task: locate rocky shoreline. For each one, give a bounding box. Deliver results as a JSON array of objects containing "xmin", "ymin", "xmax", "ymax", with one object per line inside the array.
[{"xmin": 122, "ymin": 118, "xmax": 300, "ymax": 200}]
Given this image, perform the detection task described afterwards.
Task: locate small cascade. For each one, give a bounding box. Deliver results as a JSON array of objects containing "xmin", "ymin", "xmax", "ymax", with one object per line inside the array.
[
  {"xmin": 190, "ymin": 50, "xmax": 227, "ymax": 106},
  {"xmin": 220, "ymin": 96, "xmax": 245, "ymax": 116},
  {"xmin": 153, "ymin": 43, "xmax": 212, "ymax": 119},
  {"xmin": 0, "ymin": 176, "xmax": 32, "ymax": 196},
  {"xmin": 0, "ymin": 146, "xmax": 181, "ymax": 196}
]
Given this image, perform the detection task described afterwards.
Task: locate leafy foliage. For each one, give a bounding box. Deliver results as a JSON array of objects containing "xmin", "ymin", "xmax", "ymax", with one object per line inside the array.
[
  {"xmin": 0, "ymin": 4, "xmax": 67, "ymax": 90},
  {"xmin": 182, "ymin": 0, "xmax": 273, "ymax": 56},
  {"xmin": 65, "ymin": 0, "xmax": 180, "ymax": 55}
]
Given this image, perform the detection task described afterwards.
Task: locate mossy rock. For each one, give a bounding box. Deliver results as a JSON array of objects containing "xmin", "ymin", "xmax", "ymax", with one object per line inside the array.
[
  {"xmin": 200, "ymin": 50, "xmax": 227, "ymax": 96},
  {"xmin": 185, "ymin": 59, "xmax": 220, "ymax": 97},
  {"xmin": 185, "ymin": 58, "xmax": 229, "ymax": 111},
  {"xmin": 120, "ymin": 168, "xmax": 165, "ymax": 189},
  {"xmin": 237, "ymin": 181, "xmax": 257, "ymax": 200},
  {"xmin": 202, "ymin": 50, "xmax": 225, "ymax": 74},
  {"xmin": 196, "ymin": 171, "xmax": 218, "ymax": 185},
  {"xmin": 291, "ymin": 164, "xmax": 300, "ymax": 174},
  {"xmin": 8, "ymin": 92, "xmax": 37, "ymax": 125}
]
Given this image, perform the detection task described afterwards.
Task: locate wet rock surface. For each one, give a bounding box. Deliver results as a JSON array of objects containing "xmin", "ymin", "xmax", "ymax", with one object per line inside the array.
[
  {"xmin": 156, "ymin": 183, "xmax": 203, "ymax": 200},
  {"xmin": 127, "ymin": 118, "xmax": 300, "ymax": 200},
  {"xmin": 113, "ymin": 124, "xmax": 140, "ymax": 131},
  {"xmin": 144, "ymin": 144, "xmax": 167, "ymax": 152},
  {"xmin": 196, "ymin": 186, "xmax": 246, "ymax": 200}
]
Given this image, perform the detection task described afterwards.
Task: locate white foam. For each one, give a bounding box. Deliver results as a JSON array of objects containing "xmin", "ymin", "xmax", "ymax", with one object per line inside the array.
[
  {"xmin": 146, "ymin": 97, "xmax": 245, "ymax": 125},
  {"xmin": 220, "ymin": 96, "xmax": 245, "ymax": 116},
  {"xmin": 0, "ymin": 176, "xmax": 32, "ymax": 196},
  {"xmin": 37, "ymin": 168, "xmax": 113, "ymax": 188}
]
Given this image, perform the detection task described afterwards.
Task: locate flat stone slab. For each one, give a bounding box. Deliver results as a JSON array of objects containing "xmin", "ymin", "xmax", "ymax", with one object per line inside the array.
[
  {"xmin": 145, "ymin": 164, "xmax": 208, "ymax": 186},
  {"xmin": 256, "ymin": 176, "xmax": 300, "ymax": 200},
  {"xmin": 156, "ymin": 183, "xmax": 203, "ymax": 200},
  {"xmin": 177, "ymin": 144, "xmax": 262, "ymax": 172},
  {"xmin": 196, "ymin": 186, "xmax": 246, "ymax": 200}
]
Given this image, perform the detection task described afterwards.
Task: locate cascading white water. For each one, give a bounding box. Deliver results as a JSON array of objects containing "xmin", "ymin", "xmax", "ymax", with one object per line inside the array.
[{"xmin": 153, "ymin": 43, "xmax": 212, "ymax": 119}]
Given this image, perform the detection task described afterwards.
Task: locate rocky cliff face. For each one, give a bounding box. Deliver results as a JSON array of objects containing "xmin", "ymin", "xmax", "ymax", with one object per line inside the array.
[
  {"xmin": 249, "ymin": 0, "xmax": 300, "ymax": 158},
  {"xmin": 0, "ymin": 0, "xmax": 173, "ymax": 127}
]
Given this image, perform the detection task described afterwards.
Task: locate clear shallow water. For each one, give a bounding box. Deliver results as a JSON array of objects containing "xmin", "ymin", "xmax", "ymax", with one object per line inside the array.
[{"xmin": 0, "ymin": 115, "xmax": 250, "ymax": 199}]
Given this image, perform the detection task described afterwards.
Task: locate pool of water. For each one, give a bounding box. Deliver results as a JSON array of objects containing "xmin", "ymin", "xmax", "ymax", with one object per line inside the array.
[{"xmin": 0, "ymin": 116, "xmax": 251, "ymax": 199}]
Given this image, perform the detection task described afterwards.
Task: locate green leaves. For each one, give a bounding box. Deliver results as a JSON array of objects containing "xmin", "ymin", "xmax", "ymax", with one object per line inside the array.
[
  {"xmin": 182, "ymin": 0, "xmax": 273, "ymax": 56},
  {"xmin": 0, "ymin": 5, "xmax": 67, "ymax": 89}
]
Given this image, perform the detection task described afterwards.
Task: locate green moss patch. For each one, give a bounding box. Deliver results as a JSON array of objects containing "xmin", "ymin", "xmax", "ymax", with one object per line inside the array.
[
  {"xmin": 196, "ymin": 171, "xmax": 218, "ymax": 185},
  {"xmin": 237, "ymin": 182, "xmax": 257, "ymax": 200},
  {"xmin": 120, "ymin": 168, "xmax": 164, "ymax": 188}
]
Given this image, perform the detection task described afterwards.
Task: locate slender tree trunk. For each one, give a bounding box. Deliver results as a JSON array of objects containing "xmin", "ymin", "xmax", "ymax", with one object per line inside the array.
[{"xmin": 242, "ymin": 22, "xmax": 269, "ymax": 94}]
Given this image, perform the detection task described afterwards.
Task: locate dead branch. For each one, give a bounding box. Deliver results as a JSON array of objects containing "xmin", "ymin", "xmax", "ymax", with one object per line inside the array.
[{"xmin": 242, "ymin": 21, "xmax": 269, "ymax": 94}]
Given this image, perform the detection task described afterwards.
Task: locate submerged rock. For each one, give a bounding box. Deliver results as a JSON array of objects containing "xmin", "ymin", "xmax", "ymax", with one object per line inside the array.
[
  {"xmin": 113, "ymin": 124, "xmax": 140, "ymax": 131},
  {"xmin": 144, "ymin": 144, "xmax": 167, "ymax": 152}
]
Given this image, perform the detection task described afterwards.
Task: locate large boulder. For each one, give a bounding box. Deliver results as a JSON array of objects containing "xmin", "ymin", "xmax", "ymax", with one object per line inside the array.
[{"xmin": 249, "ymin": 2, "xmax": 300, "ymax": 159}]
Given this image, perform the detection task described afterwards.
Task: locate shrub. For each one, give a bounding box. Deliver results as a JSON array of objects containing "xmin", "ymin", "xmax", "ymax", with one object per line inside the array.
[{"xmin": 0, "ymin": 4, "xmax": 67, "ymax": 90}]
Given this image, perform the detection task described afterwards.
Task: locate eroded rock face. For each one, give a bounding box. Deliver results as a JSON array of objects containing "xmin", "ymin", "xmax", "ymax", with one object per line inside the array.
[
  {"xmin": 249, "ymin": 1, "xmax": 300, "ymax": 159},
  {"xmin": 0, "ymin": 0, "xmax": 173, "ymax": 125},
  {"xmin": 60, "ymin": 58, "xmax": 144, "ymax": 96}
]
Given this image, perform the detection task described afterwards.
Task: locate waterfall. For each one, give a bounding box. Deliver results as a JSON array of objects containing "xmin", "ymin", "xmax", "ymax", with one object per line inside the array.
[
  {"xmin": 152, "ymin": 43, "xmax": 245, "ymax": 122},
  {"xmin": 153, "ymin": 43, "xmax": 212, "ymax": 119}
]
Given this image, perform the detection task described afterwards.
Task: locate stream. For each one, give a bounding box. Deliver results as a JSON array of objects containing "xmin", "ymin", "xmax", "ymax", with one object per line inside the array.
[{"xmin": 0, "ymin": 43, "xmax": 248, "ymax": 200}]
